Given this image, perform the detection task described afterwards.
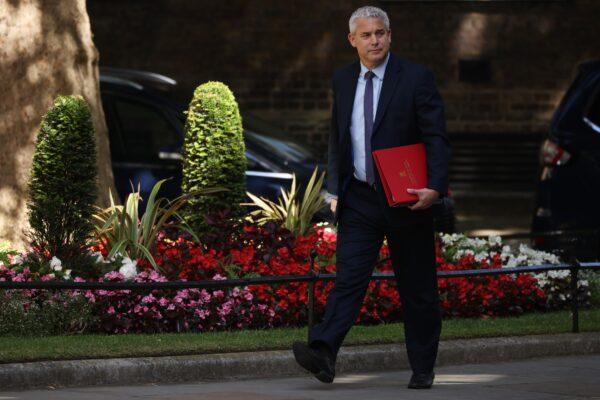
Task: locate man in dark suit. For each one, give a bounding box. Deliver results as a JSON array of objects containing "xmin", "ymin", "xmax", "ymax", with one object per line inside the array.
[{"xmin": 292, "ymin": 6, "xmax": 450, "ymax": 390}]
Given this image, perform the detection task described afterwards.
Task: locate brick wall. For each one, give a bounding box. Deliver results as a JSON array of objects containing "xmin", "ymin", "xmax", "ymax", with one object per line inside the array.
[{"xmin": 88, "ymin": 0, "xmax": 600, "ymax": 157}]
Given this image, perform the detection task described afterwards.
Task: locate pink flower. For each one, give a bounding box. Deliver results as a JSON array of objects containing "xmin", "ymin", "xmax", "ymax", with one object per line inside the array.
[
  {"xmin": 104, "ymin": 271, "xmax": 124, "ymax": 281},
  {"xmin": 194, "ymin": 309, "xmax": 208, "ymax": 319},
  {"xmin": 158, "ymin": 297, "xmax": 169, "ymax": 307},
  {"xmin": 200, "ymin": 290, "xmax": 211, "ymax": 302},
  {"xmin": 141, "ymin": 294, "xmax": 156, "ymax": 304}
]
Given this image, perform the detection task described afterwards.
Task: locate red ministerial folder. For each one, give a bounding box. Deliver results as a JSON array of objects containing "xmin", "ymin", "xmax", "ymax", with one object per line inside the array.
[{"xmin": 372, "ymin": 143, "xmax": 427, "ymax": 207}]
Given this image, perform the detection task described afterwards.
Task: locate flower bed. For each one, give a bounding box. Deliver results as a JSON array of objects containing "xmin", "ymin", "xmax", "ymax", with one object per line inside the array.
[{"xmin": 0, "ymin": 224, "xmax": 592, "ymax": 335}]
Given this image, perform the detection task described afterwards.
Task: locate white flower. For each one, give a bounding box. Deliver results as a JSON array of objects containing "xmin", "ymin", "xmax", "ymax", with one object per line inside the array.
[
  {"xmin": 440, "ymin": 234, "xmax": 451, "ymax": 246},
  {"xmin": 50, "ymin": 256, "xmax": 62, "ymax": 272},
  {"xmin": 90, "ymin": 251, "xmax": 105, "ymax": 264},
  {"xmin": 12, "ymin": 255, "xmax": 23, "ymax": 265},
  {"xmin": 63, "ymin": 269, "xmax": 72, "ymax": 280},
  {"xmin": 475, "ymin": 252, "xmax": 489, "ymax": 262},
  {"xmin": 119, "ymin": 257, "xmax": 138, "ymax": 280},
  {"xmin": 547, "ymin": 270, "xmax": 569, "ymax": 279},
  {"xmin": 488, "ymin": 235, "xmax": 502, "ymax": 246},
  {"xmin": 472, "ymin": 238, "xmax": 487, "ymax": 247}
]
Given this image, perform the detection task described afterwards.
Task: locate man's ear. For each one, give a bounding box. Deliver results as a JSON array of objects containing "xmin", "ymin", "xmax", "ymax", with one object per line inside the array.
[{"xmin": 348, "ymin": 32, "xmax": 356, "ymax": 48}]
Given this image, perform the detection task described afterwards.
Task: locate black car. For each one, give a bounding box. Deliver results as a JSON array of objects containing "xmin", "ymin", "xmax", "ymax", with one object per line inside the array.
[
  {"xmin": 99, "ymin": 67, "xmax": 324, "ymax": 212},
  {"xmin": 531, "ymin": 60, "xmax": 600, "ymax": 259}
]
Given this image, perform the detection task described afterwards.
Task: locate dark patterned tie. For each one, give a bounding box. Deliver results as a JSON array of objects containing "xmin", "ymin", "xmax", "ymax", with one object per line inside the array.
[{"xmin": 364, "ymin": 70, "xmax": 375, "ymax": 186}]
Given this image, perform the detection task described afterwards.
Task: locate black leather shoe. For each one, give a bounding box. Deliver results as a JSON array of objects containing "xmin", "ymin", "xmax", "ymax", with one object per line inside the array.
[
  {"xmin": 407, "ymin": 372, "xmax": 435, "ymax": 389},
  {"xmin": 292, "ymin": 341, "xmax": 335, "ymax": 383}
]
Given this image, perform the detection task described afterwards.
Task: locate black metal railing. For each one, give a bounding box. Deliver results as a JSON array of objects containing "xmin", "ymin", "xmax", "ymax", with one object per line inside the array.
[{"xmin": 1, "ymin": 249, "xmax": 599, "ymax": 340}]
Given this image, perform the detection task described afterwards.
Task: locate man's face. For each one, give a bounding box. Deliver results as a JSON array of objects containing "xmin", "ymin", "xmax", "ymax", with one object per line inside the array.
[{"xmin": 348, "ymin": 17, "xmax": 391, "ymax": 68}]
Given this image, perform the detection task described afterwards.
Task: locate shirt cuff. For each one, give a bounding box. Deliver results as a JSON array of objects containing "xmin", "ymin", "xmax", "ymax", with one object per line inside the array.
[{"xmin": 324, "ymin": 192, "xmax": 338, "ymax": 203}]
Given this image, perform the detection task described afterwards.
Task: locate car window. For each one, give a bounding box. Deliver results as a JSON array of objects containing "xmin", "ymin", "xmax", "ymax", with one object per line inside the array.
[
  {"xmin": 245, "ymin": 130, "xmax": 316, "ymax": 163},
  {"xmin": 102, "ymin": 95, "xmax": 128, "ymax": 160},
  {"xmin": 113, "ymin": 97, "xmax": 181, "ymax": 161}
]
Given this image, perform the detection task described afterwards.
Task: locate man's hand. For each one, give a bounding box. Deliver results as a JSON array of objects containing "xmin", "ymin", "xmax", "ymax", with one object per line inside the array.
[
  {"xmin": 330, "ymin": 198, "xmax": 338, "ymax": 214},
  {"xmin": 406, "ymin": 188, "xmax": 439, "ymax": 211}
]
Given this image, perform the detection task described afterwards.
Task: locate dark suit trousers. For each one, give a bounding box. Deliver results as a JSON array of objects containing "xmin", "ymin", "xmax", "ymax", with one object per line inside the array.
[{"xmin": 309, "ymin": 177, "xmax": 442, "ymax": 374}]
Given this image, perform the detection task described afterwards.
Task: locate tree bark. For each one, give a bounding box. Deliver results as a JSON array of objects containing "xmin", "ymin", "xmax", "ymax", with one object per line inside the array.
[{"xmin": 0, "ymin": 0, "xmax": 115, "ymax": 251}]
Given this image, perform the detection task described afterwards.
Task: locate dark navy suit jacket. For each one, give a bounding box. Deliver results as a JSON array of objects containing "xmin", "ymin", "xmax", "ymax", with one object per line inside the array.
[{"xmin": 327, "ymin": 52, "xmax": 451, "ymax": 226}]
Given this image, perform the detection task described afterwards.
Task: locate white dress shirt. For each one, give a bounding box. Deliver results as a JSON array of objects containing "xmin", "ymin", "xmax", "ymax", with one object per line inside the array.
[
  {"xmin": 325, "ymin": 52, "xmax": 390, "ymax": 202},
  {"xmin": 351, "ymin": 52, "xmax": 389, "ymax": 182}
]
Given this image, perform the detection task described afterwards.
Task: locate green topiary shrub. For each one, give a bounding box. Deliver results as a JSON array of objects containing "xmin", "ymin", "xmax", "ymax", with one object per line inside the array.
[
  {"xmin": 27, "ymin": 95, "xmax": 97, "ymax": 265},
  {"xmin": 181, "ymin": 81, "xmax": 246, "ymax": 231}
]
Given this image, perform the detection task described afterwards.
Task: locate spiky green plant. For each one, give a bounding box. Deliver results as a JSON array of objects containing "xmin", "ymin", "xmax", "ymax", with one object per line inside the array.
[
  {"xmin": 27, "ymin": 95, "xmax": 97, "ymax": 264},
  {"xmin": 181, "ymin": 81, "xmax": 246, "ymax": 231},
  {"xmin": 244, "ymin": 167, "xmax": 327, "ymax": 236},
  {"xmin": 93, "ymin": 179, "xmax": 225, "ymax": 271}
]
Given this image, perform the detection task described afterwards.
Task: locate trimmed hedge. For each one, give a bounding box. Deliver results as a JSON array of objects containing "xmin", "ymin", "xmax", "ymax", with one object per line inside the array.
[
  {"xmin": 27, "ymin": 95, "xmax": 97, "ymax": 264},
  {"xmin": 181, "ymin": 81, "xmax": 246, "ymax": 230}
]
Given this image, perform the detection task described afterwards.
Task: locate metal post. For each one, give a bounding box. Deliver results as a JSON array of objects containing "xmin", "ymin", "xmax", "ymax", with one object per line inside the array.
[
  {"xmin": 570, "ymin": 259, "xmax": 580, "ymax": 333},
  {"xmin": 307, "ymin": 249, "xmax": 318, "ymax": 342},
  {"xmin": 596, "ymin": 229, "xmax": 600, "ymax": 261}
]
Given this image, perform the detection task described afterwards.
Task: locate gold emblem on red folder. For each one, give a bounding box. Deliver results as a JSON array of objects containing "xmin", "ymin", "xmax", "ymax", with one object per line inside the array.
[{"xmin": 403, "ymin": 160, "xmax": 417, "ymax": 185}]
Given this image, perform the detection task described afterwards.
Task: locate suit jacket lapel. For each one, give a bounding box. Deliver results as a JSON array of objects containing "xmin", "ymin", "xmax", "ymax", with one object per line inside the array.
[
  {"xmin": 338, "ymin": 61, "xmax": 360, "ymax": 142},
  {"xmin": 372, "ymin": 53, "xmax": 403, "ymax": 137}
]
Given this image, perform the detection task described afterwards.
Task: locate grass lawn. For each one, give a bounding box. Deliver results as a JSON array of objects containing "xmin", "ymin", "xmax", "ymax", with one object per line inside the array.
[{"xmin": 1, "ymin": 309, "xmax": 598, "ymax": 364}]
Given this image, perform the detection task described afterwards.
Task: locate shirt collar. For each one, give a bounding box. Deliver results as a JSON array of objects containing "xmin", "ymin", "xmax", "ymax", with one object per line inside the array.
[{"xmin": 360, "ymin": 51, "xmax": 390, "ymax": 80}]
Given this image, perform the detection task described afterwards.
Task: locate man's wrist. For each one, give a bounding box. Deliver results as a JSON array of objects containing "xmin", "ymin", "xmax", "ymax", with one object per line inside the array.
[{"xmin": 324, "ymin": 192, "xmax": 338, "ymax": 202}]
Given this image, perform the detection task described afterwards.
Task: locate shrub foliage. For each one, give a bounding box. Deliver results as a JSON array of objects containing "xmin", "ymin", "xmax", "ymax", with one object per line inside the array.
[
  {"xmin": 27, "ymin": 95, "xmax": 97, "ymax": 263},
  {"xmin": 181, "ymin": 81, "xmax": 246, "ymax": 230}
]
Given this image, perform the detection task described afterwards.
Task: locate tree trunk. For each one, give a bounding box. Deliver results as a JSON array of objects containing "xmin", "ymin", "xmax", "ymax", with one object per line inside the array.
[{"xmin": 0, "ymin": 0, "xmax": 115, "ymax": 251}]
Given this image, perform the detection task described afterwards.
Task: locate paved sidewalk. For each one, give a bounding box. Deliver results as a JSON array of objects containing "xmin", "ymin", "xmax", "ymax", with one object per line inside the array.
[
  {"xmin": 2, "ymin": 355, "xmax": 599, "ymax": 399},
  {"xmin": 1, "ymin": 333, "xmax": 599, "ymax": 391}
]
